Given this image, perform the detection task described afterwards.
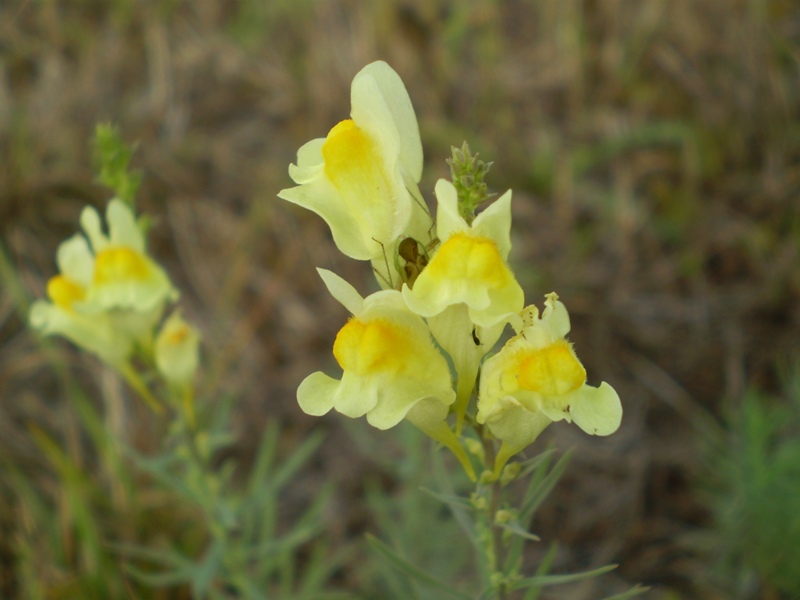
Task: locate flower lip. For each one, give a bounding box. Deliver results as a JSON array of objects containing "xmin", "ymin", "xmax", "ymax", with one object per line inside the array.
[
  {"xmin": 47, "ymin": 275, "xmax": 86, "ymax": 310},
  {"xmin": 400, "ymin": 179, "xmax": 523, "ymax": 327},
  {"xmin": 93, "ymin": 247, "xmax": 151, "ymax": 284},
  {"xmin": 423, "ymin": 232, "xmax": 507, "ymax": 290},
  {"xmin": 516, "ymin": 340, "xmax": 587, "ymax": 396},
  {"xmin": 333, "ymin": 317, "xmax": 412, "ymax": 377},
  {"xmin": 73, "ymin": 200, "xmax": 178, "ymax": 312}
]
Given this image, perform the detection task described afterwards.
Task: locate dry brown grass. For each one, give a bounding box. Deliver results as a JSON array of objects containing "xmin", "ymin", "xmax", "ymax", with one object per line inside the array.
[{"xmin": 2, "ymin": 1, "xmax": 799, "ymax": 598}]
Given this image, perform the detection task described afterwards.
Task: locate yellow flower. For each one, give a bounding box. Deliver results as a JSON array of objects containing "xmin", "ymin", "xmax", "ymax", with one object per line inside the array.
[
  {"xmin": 155, "ymin": 310, "xmax": 200, "ymax": 386},
  {"xmin": 402, "ymin": 179, "xmax": 524, "ymax": 428},
  {"xmin": 402, "ymin": 179, "xmax": 524, "ymax": 328},
  {"xmin": 297, "ymin": 269, "xmax": 475, "ymax": 480},
  {"xmin": 29, "ymin": 199, "xmax": 178, "ymax": 365},
  {"xmin": 29, "ymin": 234, "xmax": 133, "ymax": 365},
  {"xmin": 477, "ymin": 293, "xmax": 622, "ymax": 477},
  {"xmin": 79, "ymin": 199, "xmax": 178, "ymax": 313},
  {"xmin": 278, "ymin": 62, "xmax": 431, "ymax": 270}
]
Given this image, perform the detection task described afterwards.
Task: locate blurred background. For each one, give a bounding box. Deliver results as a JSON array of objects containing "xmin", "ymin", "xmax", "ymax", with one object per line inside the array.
[{"xmin": 2, "ymin": 1, "xmax": 800, "ymax": 598}]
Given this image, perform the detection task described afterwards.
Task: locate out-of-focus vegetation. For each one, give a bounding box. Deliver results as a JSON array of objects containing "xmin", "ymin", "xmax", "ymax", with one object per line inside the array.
[
  {"xmin": 701, "ymin": 367, "xmax": 800, "ymax": 599},
  {"xmin": 1, "ymin": 1, "xmax": 799, "ymax": 598}
]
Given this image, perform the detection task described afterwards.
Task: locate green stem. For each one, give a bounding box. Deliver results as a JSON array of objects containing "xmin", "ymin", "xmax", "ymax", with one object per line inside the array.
[
  {"xmin": 181, "ymin": 384, "xmax": 196, "ymax": 431},
  {"xmin": 490, "ymin": 461, "xmax": 508, "ymax": 599},
  {"xmin": 119, "ymin": 362, "xmax": 163, "ymax": 413},
  {"xmin": 479, "ymin": 430, "xmax": 508, "ymax": 600}
]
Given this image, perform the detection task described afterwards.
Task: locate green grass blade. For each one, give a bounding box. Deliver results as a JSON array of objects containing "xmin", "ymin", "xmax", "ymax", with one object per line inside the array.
[
  {"xmin": 508, "ymin": 564, "xmax": 617, "ymax": 591},
  {"xmin": 599, "ymin": 584, "xmax": 651, "ymax": 599},
  {"xmin": 366, "ymin": 534, "xmax": 474, "ymax": 600},
  {"xmin": 519, "ymin": 449, "xmax": 573, "ymax": 522}
]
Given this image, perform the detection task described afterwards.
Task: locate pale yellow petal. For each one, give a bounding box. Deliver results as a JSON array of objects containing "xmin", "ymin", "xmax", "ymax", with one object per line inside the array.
[
  {"xmin": 29, "ymin": 300, "xmax": 132, "ymax": 365},
  {"xmin": 568, "ymin": 382, "xmax": 622, "ymax": 436},
  {"xmin": 471, "ymin": 189, "xmax": 513, "ymax": 259},
  {"xmin": 56, "ymin": 234, "xmax": 94, "ymax": 287},
  {"xmin": 107, "ymin": 199, "xmax": 144, "ymax": 252},
  {"xmin": 80, "ymin": 205, "xmax": 108, "ymax": 252},
  {"xmin": 483, "ymin": 396, "xmax": 551, "ymax": 456},
  {"xmin": 317, "ymin": 268, "xmax": 364, "ymax": 315},
  {"xmin": 433, "ymin": 179, "xmax": 467, "ymax": 240},
  {"xmin": 279, "ymin": 178, "xmax": 378, "ymax": 260},
  {"xmin": 352, "ymin": 61, "xmax": 422, "ymax": 182},
  {"xmin": 155, "ymin": 311, "xmax": 200, "ymax": 385},
  {"xmin": 297, "ymin": 371, "xmax": 339, "ymax": 416},
  {"xmin": 540, "ymin": 294, "xmax": 571, "ymax": 340}
]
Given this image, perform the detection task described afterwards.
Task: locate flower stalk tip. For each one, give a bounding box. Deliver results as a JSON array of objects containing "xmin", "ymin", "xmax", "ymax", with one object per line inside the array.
[{"xmin": 447, "ymin": 141, "xmax": 496, "ymax": 224}]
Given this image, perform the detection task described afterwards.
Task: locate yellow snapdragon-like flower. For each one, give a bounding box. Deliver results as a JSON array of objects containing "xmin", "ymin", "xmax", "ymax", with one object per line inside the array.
[
  {"xmin": 155, "ymin": 310, "xmax": 200, "ymax": 386},
  {"xmin": 298, "ymin": 269, "xmax": 475, "ymax": 480},
  {"xmin": 477, "ymin": 293, "xmax": 622, "ymax": 476},
  {"xmin": 402, "ymin": 179, "xmax": 524, "ymax": 427},
  {"xmin": 79, "ymin": 199, "xmax": 178, "ymax": 314},
  {"xmin": 29, "ymin": 199, "xmax": 178, "ymax": 364},
  {"xmin": 29, "ymin": 234, "xmax": 133, "ymax": 365},
  {"xmin": 402, "ymin": 179, "xmax": 524, "ymax": 328},
  {"xmin": 278, "ymin": 61, "xmax": 431, "ymax": 269}
]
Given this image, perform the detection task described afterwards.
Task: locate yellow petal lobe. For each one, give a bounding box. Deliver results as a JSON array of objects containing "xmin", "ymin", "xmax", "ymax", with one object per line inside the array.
[
  {"xmin": 333, "ymin": 317, "xmax": 412, "ymax": 376},
  {"xmin": 47, "ymin": 275, "xmax": 85, "ymax": 310},
  {"xmin": 166, "ymin": 324, "xmax": 189, "ymax": 344},
  {"xmin": 322, "ymin": 119, "xmax": 387, "ymax": 199},
  {"xmin": 517, "ymin": 340, "xmax": 586, "ymax": 396},
  {"xmin": 93, "ymin": 247, "xmax": 150, "ymax": 284},
  {"xmin": 426, "ymin": 233, "xmax": 506, "ymax": 287}
]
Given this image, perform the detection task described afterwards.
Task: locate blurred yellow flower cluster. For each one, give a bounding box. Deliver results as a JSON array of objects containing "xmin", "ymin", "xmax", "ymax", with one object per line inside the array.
[
  {"xmin": 280, "ymin": 61, "xmax": 622, "ymax": 478},
  {"xmin": 30, "ymin": 199, "xmax": 199, "ymax": 392}
]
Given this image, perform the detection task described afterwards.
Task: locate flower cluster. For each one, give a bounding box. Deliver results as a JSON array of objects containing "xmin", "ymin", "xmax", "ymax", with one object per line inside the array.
[
  {"xmin": 280, "ymin": 61, "xmax": 622, "ymax": 478},
  {"xmin": 30, "ymin": 199, "xmax": 199, "ymax": 390}
]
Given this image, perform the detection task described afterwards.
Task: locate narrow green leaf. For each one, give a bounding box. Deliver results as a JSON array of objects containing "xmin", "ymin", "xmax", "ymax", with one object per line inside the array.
[
  {"xmin": 366, "ymin": 534, "xmax": 474, "ymax": 600},
  {"xmin": 110, "ymin": 542, "xmax": 195, "ymax": 570},
  {"xmin": 296, "ymin": 593, "xmax": 361, "ymax": 600},
  {"xmin": 193, "ymin": 538, "xmax": 224, "ymax": 595},
  {"xmin": 124, "ymin": 563, "xmax": 197, "ymax": 587},
  {"xmin": 430, "ymin": 445, "xmax": 479, "ymax": 544},
  {"xmin": 506, "ymin": 454, "xmax": 564, "ymax": 574},
  {"xmin": 227, "ymin": 577, "xmax": 268, "ymax": 600},
  {"xmin": 519, "ymin": 449, "xmax": 573, "ymax": 522},
  {"xmin": 522, "ymin": 543, "xmax": 559, "ymax": 600},
  {"xmin": 246, "ymin": 420, "xmax": 280, "ymax": 496},
  {"xmin": 271, "ymin": 430, "xmax": 325, "ymax": 491},
  {"xmin": 125, "ymin": 449, "xmax": 200, "ymax": 504},
  {"xmin": 0, "ymin": 239, "xmax": 33, "ymax": 315},
  {"xmin": 496, "ymin": 520, "xmax": 540, "ymax": 542},
  {"xmin": 508, "ymin": 564, "xmax": 617, "ymax": 591},
  {"xmin": 297, "ymin": 540, "xmax": 354, "ymax": 594},
  {"xmin": 600, "ymin": 584, "xmax": 651, "ymax": 599},
  {"xmin": 516, "ymin": 448, "xmax": 556, "ymax": 480},
  {"xmin": 244, "ymin": 521, "xmax": 318, "ymax": 560},
  {"xmin": 477, "ymin": 585, "xmax": 497, "ymax": 600},
  {"xmin": 419, "ymin": 486, "xmax": 474, "ymax": 509}
]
